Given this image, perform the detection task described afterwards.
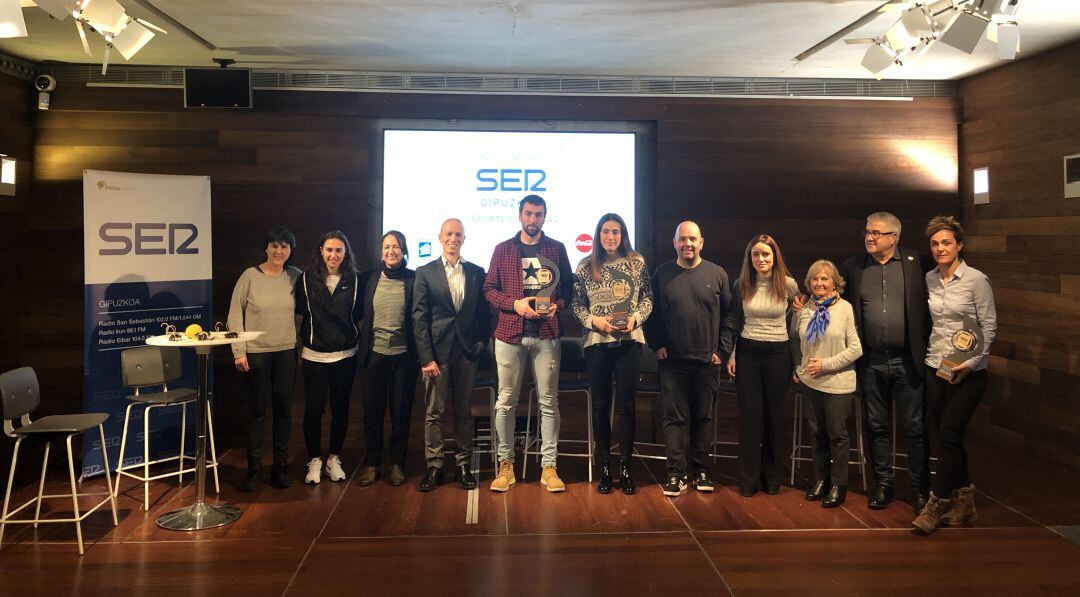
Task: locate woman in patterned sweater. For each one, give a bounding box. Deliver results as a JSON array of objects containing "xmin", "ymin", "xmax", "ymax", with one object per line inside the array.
[{"xmin": 572, "ymin": 213, "xmax": 653, "ymax": 495}]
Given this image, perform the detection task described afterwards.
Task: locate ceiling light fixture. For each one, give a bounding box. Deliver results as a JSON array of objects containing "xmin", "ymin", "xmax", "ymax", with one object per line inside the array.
[
  {"xmin": 11, "ymin": 0, "xmax": 167, "ymax": 74},
  {"xmin": 794, "ymin": 0, "xmax": 1023, "ymax": 78},
  {"xmin": 856, "ymin": 0, "xmax": 1022, "ymax": 77}
]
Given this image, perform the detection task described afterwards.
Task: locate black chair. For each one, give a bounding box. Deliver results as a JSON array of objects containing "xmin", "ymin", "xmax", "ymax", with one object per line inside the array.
[
  {"xmin": 0, "ymin": 367, "xmax": 118, "ymax": 555},
  {"xmin": 521, "ymin": 336, "xmax": 593, "ymax": 481},
  {"xmin": 114, "ymin": 346, "xmax": 220, "ymax": 511}
]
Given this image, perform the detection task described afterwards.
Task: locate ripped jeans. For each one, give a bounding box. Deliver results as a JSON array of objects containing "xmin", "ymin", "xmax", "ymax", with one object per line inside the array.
[{"xmin": 494, "ymin": 337, "xmax": 561, "ymax": 467}]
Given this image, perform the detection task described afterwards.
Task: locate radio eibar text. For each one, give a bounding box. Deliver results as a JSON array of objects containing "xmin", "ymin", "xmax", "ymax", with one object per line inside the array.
[{"xmin": 98, "ymin": 222, "xmax": 200, "ymax": 256}]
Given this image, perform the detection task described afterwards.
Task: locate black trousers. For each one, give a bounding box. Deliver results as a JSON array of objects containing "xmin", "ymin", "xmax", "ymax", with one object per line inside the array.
[
  {"xmin": 861, "ymin": 352, "xmax": 930, "ymax": 491},
  {"xmin": 659, "ymin": 358, "xmax": 720, "ymax": 477},
  {"xmin": 926, "ymin": 368, "xmax": 988, "ymax": 496},
  {"xmin": 735, "ymin": 338, "xmax": 791, "ymax": 491},
  {"xmin": 362, "ymin": 352, "xmax": 419, "ymax": 467},
  {"xmin": 586, "ymin": 342, "xmax": 641, "ymax": 464},
  {"xmin": 302, "ymin": 355, "xmax": 358, "ymax": 460},
  {"xmin": 244, "ymin": 349, "xmax": 297, "ymax": 470},
  {"xmin": 801, "ymin": 386, "xmax": 853, "ymax": 485},
  {"xmin": 422, "ymin": 347, "xmax": 477, "ymax": 468}
]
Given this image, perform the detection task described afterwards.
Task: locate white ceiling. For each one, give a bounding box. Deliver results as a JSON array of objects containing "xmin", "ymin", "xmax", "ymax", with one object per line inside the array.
[{"xmin": 3, "ymin": 0, "xmax": 1080, "ymax": 80}]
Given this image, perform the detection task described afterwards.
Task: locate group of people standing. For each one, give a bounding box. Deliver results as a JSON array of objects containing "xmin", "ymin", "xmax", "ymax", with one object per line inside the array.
[{"xmin": 227, "ymin": 197, "xmax": 996, "ymax": 536}]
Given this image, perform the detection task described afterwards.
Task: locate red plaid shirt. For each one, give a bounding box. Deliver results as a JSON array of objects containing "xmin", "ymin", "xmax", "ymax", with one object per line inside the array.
[{"xmin": 483, "ymin": 232, "xmax": 574, "ymax": 344}]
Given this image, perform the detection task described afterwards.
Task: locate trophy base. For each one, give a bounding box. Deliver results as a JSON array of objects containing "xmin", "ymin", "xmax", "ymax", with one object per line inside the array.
[
  {"xmin": 611, "ymin": 312, "xmax": 629, "ymax": 330},
  {"xmin": 936, "ymin": 359, "xmax": 959, "ymax": 382},
  {"xmin": 535, "ymin": 297, "xmax": 551, "ymax": 315}
]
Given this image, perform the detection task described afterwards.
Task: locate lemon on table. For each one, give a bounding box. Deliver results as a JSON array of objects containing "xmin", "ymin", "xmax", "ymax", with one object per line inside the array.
[{"xmin": 185, "ymin": 324, "xmax": 203, "ymax": 339}]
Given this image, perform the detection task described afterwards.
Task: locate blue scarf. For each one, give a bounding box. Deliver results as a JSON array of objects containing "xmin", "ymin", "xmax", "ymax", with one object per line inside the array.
[{"xmin": 806, "ymin": 294, "xmax": 838, "ymax": 344}]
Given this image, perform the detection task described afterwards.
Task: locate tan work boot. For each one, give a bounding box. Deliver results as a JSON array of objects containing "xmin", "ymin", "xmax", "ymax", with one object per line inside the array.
[
  {"xmin": 912, "ymin": 492, "xmax": 952, "ymax": 535},
  {"xmin": 490, "ymin": 459, "xmax": 516, "ymax": 492},
  {"xmin": 942, "ymin": 484, "xmax": 977, "ymax": 525},
  {"xmin": 541, "ymin": 466, "xmax": 566, "ymax": 493}
]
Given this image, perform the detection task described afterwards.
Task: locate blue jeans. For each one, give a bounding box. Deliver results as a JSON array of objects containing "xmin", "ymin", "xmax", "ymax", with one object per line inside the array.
[
  {"xmin": 494, "ymin": 338, "xmax": 561, "ymax": 467},
  {"xmin": 861, "ymin": 353, "xmax": 929, "ymax": 491}
]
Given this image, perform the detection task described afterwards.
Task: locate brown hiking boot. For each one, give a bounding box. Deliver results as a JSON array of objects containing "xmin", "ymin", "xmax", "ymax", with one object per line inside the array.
[
  {"xmin": 942, "ymin": 484, "xmax": 977, "ymax": 525},
  {"xmin": 540, "ymin": 466, "xmax": 566, "ymax": 493},
  {"xmin": 912, "ymin": 492, "xmax": 953, "ymax": 535},
  {"xmin": 490, "ymin": 459, "xmax": 516, "ymax": 492}
]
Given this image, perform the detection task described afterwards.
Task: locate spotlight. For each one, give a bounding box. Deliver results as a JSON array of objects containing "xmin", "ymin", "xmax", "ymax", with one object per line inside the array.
[
  {"xmin": 111, "ymin": 19, "xmax": 155, "ymax": 60},
  {"xmin": 940, "ymin": 9, "xmax": 991, "ymax": 53},
  {"xmin": 992, "ymin": 21, "xmax": 1020, "ymax": 59},
  {"xmin": 34, "ymin": 0, "xmax": 76, "ymax": 21},
  {"xmin": 0, "ymin": 0, "xmax": 28, "ymax": 39},
  {"xmin": 78, "ymin": 0, "xmax": 127, "ymax": 34},
  {"xmin": 862, "ymin": 43, "xmax": 900, "ymax": 78}
]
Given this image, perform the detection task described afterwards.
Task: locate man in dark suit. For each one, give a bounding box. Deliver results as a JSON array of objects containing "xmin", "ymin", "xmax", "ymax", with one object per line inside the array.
[
  {"xmin": 840, "ymin": 212, "xmax": 934, "ymax": 514},
  {"xmin": 412, "ymin": 218, "xmax": 491, "ymax": 491}
]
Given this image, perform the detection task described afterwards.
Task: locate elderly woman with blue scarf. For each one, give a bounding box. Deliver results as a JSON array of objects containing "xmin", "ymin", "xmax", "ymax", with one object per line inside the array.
[{"xmin": 791, "ymin": 259, "xmax": 863, "ymax": 508}]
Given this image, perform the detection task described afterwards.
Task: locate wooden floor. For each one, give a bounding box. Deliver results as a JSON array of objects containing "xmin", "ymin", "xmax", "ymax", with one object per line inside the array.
[{"xmin": 2, "ymin": 405, "xmax": 1080, "ymax": 596}]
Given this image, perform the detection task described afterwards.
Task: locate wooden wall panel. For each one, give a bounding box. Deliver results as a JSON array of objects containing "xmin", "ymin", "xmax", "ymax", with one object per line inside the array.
[
  {"xmin": 959, "ymin": 39, "xmax": 1080, "ymax": 469},
  {"xmin": 7, "ymin": 79, "xmax": 960, "ymax": 459},
  {"xmin": 0, "ymin": 71, "xmax": 35, "ymax": 490}
]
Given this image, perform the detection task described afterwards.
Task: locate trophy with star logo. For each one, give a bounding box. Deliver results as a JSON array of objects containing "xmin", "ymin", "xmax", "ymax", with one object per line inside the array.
[
  {"xmin": 533, "ymin": 255, "xmax": 560, "ymax": 315},
  {"xmin": 936, "ymin": 314, "xmax": 984, "ymax": 382},
  {"xmin": 608, "ymin": 267, "xmax": 634, "ymax": 330}
]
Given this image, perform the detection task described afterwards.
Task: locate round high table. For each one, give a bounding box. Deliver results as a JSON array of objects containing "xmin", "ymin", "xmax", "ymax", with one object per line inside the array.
[{"xmin": 146, "ymin": 331, "xmax": 262, "ymax": 531}]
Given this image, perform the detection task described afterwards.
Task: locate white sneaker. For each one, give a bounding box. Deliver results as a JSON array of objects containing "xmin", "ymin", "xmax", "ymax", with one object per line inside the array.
[
  {"xmin": 305, "ymin": 458, "xmax": 322, "ymax": 484},
  {"xmin": 324, "ymin": 455, "xmax": 346, "ymax": 482}
]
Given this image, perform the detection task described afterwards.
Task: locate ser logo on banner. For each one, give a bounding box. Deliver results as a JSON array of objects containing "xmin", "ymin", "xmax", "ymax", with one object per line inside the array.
[
  {"xmin": 476, "ymin": 168, "xmax": 547, "ymax": 192},
  {"xmin": 98, "ymin": 223, "xmax": 200, "ymax": 255}
]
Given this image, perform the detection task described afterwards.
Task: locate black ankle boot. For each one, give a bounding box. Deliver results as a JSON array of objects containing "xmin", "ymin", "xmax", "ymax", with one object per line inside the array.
[
  {"xmin": 806, "ymin": 480, "xmax": 828, "ymax": 501},
  {"xmin": 619, "ymin": 461, "xmax": 636, "ymax": 495},
  {"xmin": 270, "ymin": 463, "xmax": 291, "ymax": 488},
  {"xmin": 822, "ymin": 484, "xmax": 847, "ymax": 508},
  {"xmin": 597, "ymin": 462, "xmax": 613, "ymax": 494},
  {"xmin": 239, "ymin": 468, "xmax": 260, "ymax": 492}
]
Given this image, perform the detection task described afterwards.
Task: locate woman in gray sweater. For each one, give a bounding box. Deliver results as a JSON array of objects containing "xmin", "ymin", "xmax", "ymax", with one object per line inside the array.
[
  {"xmin": 228, "ymin": 227, "xmax": 302, "ymax": 492},
  {"xmin": 791, "ymin": 259, "xmax": 862, "ymax": 507}
]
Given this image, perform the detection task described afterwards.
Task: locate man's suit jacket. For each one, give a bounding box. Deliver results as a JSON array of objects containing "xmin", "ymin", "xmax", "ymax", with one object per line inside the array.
[
  {"xmin": 356, "ymin": 266, "xmax": 416, "ymax": 368},
  {"xmin": 412, "ymin": 258, "xmax": 491, "ymax": 365},
  {"xmin": 840, "ymin": 247, "xmax": 933, "ymax": 373}
]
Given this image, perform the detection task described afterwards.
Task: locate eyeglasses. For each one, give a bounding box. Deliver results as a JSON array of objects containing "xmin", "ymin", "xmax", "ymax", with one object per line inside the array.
[{"xmin": 863, "ymin": 229, "xmax": 897, "ymax": 240}]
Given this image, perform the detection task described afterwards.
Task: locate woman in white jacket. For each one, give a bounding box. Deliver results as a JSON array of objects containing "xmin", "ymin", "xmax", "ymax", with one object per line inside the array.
[{"xmin": 791, "ymin": 259, "xmax": 863, "ymax": 508}]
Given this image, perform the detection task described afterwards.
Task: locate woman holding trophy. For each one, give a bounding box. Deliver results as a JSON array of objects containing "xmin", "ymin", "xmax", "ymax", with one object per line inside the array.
[
  {"xmin": 572, "ymin": 213, "xmax": 653, "ymax": 495},
  {"xmin": 913, "ymin": 215, "xmax": 997, "ymax": 535}
]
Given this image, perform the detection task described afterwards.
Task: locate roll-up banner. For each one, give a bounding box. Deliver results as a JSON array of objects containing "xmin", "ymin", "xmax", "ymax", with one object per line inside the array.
[{"xmin": 82, "ymin": 170, "xmax": 213, "ymax": 478}]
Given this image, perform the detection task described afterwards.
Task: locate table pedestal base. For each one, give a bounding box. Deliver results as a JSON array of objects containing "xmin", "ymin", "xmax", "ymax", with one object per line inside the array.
[{"xmin": 156, "ymin": 502, "xmax": 242, "ymax": 531}]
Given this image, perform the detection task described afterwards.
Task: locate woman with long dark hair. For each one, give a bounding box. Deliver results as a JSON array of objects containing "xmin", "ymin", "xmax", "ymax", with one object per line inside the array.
[
  {"xmin": 228, "ymin": 226, "xmax": 301, "ymax": 492},
  {"xmin": 722, "ymin": 233, "xmax": 799, "ymax": 496},
  {"xmin": 296, "ymin": 230, "xmax": 362, "ymax": 485},
  {"xmin": 913, "ymin": 215, "xmax": 996, "ymax": 534},
  {"xmin": 355, "ymin": 230, "xmax": 418, "ymax": 487},
  {"xmin": 571, "ymin": 213, "xmax": 653, "ymax": 494}
]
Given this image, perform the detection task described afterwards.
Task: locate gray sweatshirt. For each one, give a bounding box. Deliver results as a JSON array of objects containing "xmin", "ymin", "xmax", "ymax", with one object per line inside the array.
[{"xmin": 227, "ymin": 265, "xmax": 302, "ymax": 358}]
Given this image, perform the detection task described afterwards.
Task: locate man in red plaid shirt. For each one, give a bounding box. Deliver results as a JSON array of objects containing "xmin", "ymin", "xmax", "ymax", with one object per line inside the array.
[{"xmin": 484, "ymin": 195, "xmax": 574, "ymax": 493}]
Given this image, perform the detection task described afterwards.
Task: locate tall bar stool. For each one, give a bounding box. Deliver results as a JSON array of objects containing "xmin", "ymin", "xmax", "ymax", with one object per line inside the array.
[
  {"xmin": 470, "ymin": 341, "xmax": 498, "ymax": 467},
  {"xmin": 789, "ymin": 390, "xmax": 869, "ymax": 492},
  {"xmin": 114, "ymin": 346, "xmax": 220, "ymax": 510},
  {"xmin": 522, "ymin": 337, "xmax": 593, "ymax": 481},
  {"xmin": 1, "ymin": 367, "xmax": 118, "ymax": 555},
  {"xmin": 890, "ymin": 402, "xmax": 938, "ymax": 474}
]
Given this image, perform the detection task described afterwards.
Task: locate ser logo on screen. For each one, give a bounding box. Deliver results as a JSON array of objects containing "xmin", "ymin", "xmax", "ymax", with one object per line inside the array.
[
  {"xmin": 476, "ymin": 169, "xmax": 547, "ymax": 192},
  {"xmin": 98, "ymin": 223, "xmax": 200, "ymax": 256}
]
